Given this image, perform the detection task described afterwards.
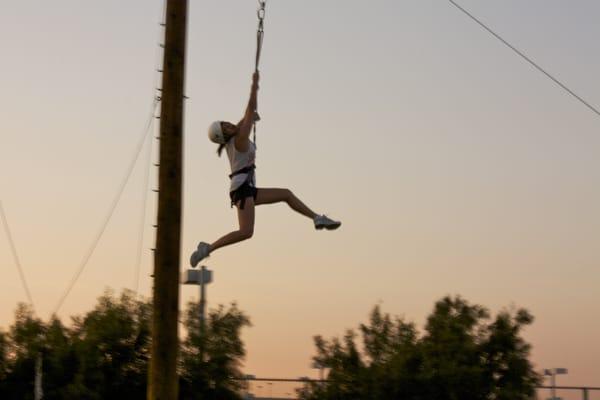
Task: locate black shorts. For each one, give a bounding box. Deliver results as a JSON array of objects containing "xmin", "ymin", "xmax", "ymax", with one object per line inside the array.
[{"xmin": 229, "ymin": 182, "xmax": 258, "ymax": 210}]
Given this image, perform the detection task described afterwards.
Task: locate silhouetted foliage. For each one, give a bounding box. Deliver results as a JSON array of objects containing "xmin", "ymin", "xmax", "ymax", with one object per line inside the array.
[
  {"xmin": 0, "ymin": 290, "xmax": 250, "ymax": 400},
  {"xmin": 1, "ymin": 292, "xmax": 537, "ymax": 399},
  {"xmin": 1, "ymin": 303, "xmax": 45, "ymax": 400},
  {"xmin": 0, "ymin": 329, "xmax": 10, "ymax": 393},
  {"xmin": 299, "ymin": 296, "xmax": 540, "ymax": 400},
  {"xmin": 179, "ymin": 302, "xmax": 251, "ymax": 400},
  {"xmin": 66, "ymin": 289, "xmax": 151, "ymax": 399}
]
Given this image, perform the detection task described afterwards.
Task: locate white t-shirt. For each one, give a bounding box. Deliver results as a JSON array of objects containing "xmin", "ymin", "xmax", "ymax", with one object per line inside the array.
[{"xmin": 226, "ymin": 139, "xmax": 256, "ymax": 192}]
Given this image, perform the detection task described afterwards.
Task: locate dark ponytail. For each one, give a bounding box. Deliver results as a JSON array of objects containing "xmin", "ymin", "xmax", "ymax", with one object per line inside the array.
[
  {"xmin": 217, "ymin": 143, "xmax": 226, "ymax": 157},
  {"xmin": 217, "ymin": 135, "xmax": 234, "ymax": 157}
]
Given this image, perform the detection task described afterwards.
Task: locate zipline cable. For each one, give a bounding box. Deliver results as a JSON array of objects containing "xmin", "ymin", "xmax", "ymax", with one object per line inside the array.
[
  {"xmin": 53, "ymin": 99, "xmax": 159, "ymax": 315},
  {"xmin": 0, "ymin": 200, "xmax": 36, "ymax": 309},
  {"xmin": 448, "ymin": 0, "xmax": 600, "ymax": 118}
]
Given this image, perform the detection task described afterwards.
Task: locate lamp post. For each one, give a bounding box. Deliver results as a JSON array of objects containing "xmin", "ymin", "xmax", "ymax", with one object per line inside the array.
[
  {"xmin": 183, "ymin": 265, "xmax": 213, "ymax": 361},
  {"xmin": 34, "ymin": 354, "xmax": 42, "ymax": 400},
  {"xmin": 544, "ymin": 368, "xmax": 568, "ymax": 400}
]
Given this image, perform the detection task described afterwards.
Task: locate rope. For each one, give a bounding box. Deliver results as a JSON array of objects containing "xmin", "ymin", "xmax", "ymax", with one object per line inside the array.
[
  {"xmin": 448, "ymin": 0, "xmax": 600, "ymax": 118},
  {"xmin": 0, "ymin": 200, "xmax": 36, "ymax": 309},
  {"xmin": 253, "ymin": 0, "xmax": 267, "ymax": 144},
  {"xmin": 53, "ymin": 100, "xmax": 159, "ymax": 315}
]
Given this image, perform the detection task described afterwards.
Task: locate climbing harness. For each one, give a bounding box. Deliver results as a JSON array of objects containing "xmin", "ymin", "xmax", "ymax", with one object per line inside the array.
[
  {"xmin": 228, "ymin": 164, "xmax": 256, "ymax": 180},
  {"xmin": 229, "ymin": 164, "xmax": 258, "ymax": 210},
  {"xmin": 253, "ymin": 0, "xmax": 266, "ymax": 144}
]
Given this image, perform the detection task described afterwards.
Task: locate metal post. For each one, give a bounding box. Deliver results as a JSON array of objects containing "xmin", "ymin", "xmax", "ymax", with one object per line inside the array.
[
  {"xmin": 551, "ymin": 373, "xmax": 556, "ymax": 400},
  {"xmin": 183, "ymin": 266, "xmax": 212, "ymax": 365},
  {"xmin": 200, "ymin": 266, "xmax": 207, "ymax": 331},
  {"xmin": 34, "ymin": 354, "xmax": 43, "ymax": 400},
  {"xmin": 149, "ymin": 0, "xmax": 188, "ymax": 398},
  {"xmin": 199, "ymin": 266, "xmax": 207, "ymax": 363},
  {"xmin": 583, "ymin": 388, "xmax": 589, "ymax": 400}
]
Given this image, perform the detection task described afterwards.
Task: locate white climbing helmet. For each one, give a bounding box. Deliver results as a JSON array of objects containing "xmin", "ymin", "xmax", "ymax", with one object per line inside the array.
[{"xmin": 208, "ymin": 121, "xmax": 226, "ymax": 144}]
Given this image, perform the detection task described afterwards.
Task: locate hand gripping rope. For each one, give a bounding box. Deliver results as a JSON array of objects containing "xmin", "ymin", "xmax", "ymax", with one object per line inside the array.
[{"xmin": 253, "ymin": 0, "xmax": 266, "ymax": 144}]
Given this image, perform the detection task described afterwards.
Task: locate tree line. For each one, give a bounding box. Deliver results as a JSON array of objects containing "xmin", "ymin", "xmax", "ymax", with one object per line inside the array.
[
  {"xmin": 298, "ymin": 296, "xmax": 539, "ymax": 400},
  {"xmin": 0, "ymin": 290, "xmax": 250, "ymax": 399},
  {"xmin": 0, "ymin": 291, "xmax": 539, "ymax": 399}
]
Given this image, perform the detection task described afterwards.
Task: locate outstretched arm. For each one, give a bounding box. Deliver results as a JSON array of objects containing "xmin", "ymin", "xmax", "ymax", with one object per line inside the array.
[{"xmin": 236, "ymin": 72, "xmax": 260, "ymax": 143}]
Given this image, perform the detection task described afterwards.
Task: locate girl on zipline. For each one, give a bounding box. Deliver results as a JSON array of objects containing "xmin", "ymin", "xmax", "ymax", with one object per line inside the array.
[{"xmin": 190, "ymin": 71, "xmax": 341, "ymax": 267}]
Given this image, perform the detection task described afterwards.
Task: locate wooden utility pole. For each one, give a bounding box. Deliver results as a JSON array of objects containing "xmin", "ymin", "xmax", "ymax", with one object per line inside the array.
[{"xmin": 149, "ymin": 0, "xmax": 188, "ymax": 399}]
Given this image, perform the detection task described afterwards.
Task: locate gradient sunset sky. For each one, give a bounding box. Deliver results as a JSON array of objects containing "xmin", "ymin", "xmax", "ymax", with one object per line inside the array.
[{"xmin": 1, "ymin": 0, "xmax": 599, "ymax": 391}]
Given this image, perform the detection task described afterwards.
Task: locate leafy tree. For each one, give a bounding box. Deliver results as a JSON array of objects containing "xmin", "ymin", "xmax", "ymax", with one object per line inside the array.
[
  {"xmin": 0, "ymin": 290, "xmax": 252, "ymax": 400},
  {"xmin": 39, "ymin": 317, "xmax": 78, "ymax": 399},
  {"xmin": 299, "ymin": 296, "xmax": 540, "ymax": 400},
  {"xmin": 360, "ymin": 306, "xmax": 422, "ymax": 399},
  {"xmin": 1, "ymin": 303, "xmax": 45, "ymax": 400},
  {"xmin": 179, "ymin": 302, "xmax": 251, "ymax": 400},
  {"xmin": 0, "ymin": 329, "xmax": 9, "ymax": 392},
  {"xmin": 482, "ymin": 309, "xmax": 538, "ymax": 400},
  {"xmin": 419, "ymin": 296, "xmax": 490, "ymax": 399},
  {"xmin": 67, "ymin": 289, "xmax": 152, "ymax": 399},
  {"xmin": 0, "ymin": 290, "xmax": 151, "ymax": 400}
]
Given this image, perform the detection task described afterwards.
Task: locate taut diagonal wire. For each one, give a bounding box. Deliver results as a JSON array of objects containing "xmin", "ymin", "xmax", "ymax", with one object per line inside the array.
[
  {"xmin": 133, "ymin": 119, "xmax": 154, "ymax": 295},
  {"xmin": 52, "ymin": 100, "xmax": 159, "ymax": 315},
  {"xmin": 0, "ymin": 200, "xmax": 35, "ymax": 309},
  {"xmin": 448, "ymin": 0, "xmax": 600, "ymax": 118}
]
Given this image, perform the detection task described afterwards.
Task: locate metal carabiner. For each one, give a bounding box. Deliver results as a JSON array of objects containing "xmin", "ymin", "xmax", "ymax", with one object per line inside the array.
[{"xmin": 257, "ymin": 0, "xmax": 266, "ymax": 20}]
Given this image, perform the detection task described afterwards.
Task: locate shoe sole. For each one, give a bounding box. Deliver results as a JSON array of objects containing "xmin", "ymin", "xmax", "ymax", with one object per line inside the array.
[
  {"xmin": 190, "ymin": 250, "xmax": 209, "ymax": 268},
  {"xmin": 190, "ymin": 252, "xmax": 199, "ymax": 268},
  {"xmin": 316, "ymin": 222, "xmax": 341, "ymax": 230},
  {"xmin": 190, "ymin": 242, "xmax": 211, "ymax": 268}
]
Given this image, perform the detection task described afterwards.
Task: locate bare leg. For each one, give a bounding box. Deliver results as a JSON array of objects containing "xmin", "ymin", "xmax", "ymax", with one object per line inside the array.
[
  {"xmin": 255, "ymin": 188, "xmax": 318, "ymax": 219},
  {"xmin": 209, "ymin": 197, "xmax": 255, "ymax": 254}
]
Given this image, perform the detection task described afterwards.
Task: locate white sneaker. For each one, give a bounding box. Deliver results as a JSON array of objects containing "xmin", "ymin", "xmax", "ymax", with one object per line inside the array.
[
  {"xmin": 314, "ymin": 215, "xmax": 341, "ymax": 230},
  {"xmin": 190, "ymin": 242, "xmax": 211, "ymax": 267}
]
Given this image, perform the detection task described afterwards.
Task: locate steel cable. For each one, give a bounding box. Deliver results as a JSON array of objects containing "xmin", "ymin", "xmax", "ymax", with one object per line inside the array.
[
  {"xmin": 448, "ymin": 0, "xmax": 600, "ymax": 118},
  {"xmin": 0, "ymin": 200, "xmax": 36, "ymax": 309},
  {"xmin": 53, "ymin": 100, "xmax": 159, "ymax": 314}
]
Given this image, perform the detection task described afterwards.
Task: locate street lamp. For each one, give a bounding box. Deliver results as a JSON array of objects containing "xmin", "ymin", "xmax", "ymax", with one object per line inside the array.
[
  {"xmin": 183, "ymin": 265, "xmax": 213, "ymax": 363},
  {"xmin": 182, "ymin": 266, "xmax": 213, "ymax": 329},
  {"xmin": 544, "ymin": 368, "xmax": 568, "ymax": 400}
]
